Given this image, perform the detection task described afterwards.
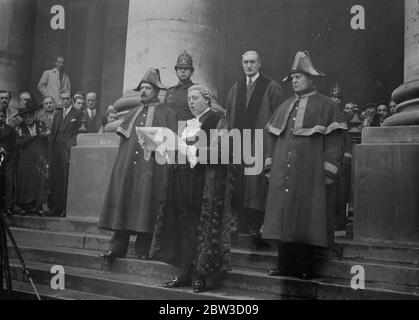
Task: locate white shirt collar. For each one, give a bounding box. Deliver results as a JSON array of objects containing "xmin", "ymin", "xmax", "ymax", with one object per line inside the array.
[
  {"xmin": 247, "ymin": 72, "xmax": 260, "ymax": 84},
  {"xmin": 64, "ymin": 106, "xmax": 72, "ymax": 116}
]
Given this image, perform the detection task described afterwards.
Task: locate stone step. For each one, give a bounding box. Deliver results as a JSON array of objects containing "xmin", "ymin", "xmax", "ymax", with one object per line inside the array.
[
  {"xmin": 10, "ymin": 227, "xmax": 111, "ymax": 252},
  {"xmin": 236, "ymin": 233, "xmax": 419, "ymax": 266},
  {"xmin": 9, "ymin": 216, "xmax": 419, "ymax": 266},
  {"xmin": 315, "ymin": 259, "xmax": 419, "ymax": 293},
  {"xmin": 7, "ymin": 245, "xmax": 419, "ymax": 299},
  {"xmin": 10, "ymin": 281, "xmax": 121, "ymax": 300},
  {"xmin": 335, "ymin": 239, "xmax": 419, "ymax": 265},
  {"xmin": 8, "ymin": 260, "xmax": 280, "ymax": 300},
  {"xmin": 8, "ymin": 227, "xmax": 419, "ymax": 292},
  {"xmin": 7, "ymin": 215, "xmax": 110, "ymax": 236}
]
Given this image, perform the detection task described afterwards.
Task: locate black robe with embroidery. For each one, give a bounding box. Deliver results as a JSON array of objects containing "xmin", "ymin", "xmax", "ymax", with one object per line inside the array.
[
  {"xmin": 226, "ymin": 73, "xmax": 282, "ymax": 212},
  {"xmin": 150, "ymin": 110, "xmax": 232, "ymax": 278},
  {"xmin": 98, "ymin": 100, "xmax": 177, "ymax": 233}
]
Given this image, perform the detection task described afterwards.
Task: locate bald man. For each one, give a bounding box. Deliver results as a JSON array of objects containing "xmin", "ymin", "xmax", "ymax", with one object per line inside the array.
[
  {"xmin": 84, "ymin": 92, "xmax": 100, "ymax": 133},
  {"xmin": 225, "ymin": 50, "xmax": 282, "ymax": 245}
]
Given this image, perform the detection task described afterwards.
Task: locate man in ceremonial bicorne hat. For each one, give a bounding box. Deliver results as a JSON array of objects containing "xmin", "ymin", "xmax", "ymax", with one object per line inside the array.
[
  {"xmin": 225, "ymin": 50, "xmax": 282, "ymax": 246},
  {"xmin": 98, "ymin": 68, "xmax": 177, "ymax": 264},
  {"xmin": 263, "ymin": 52, "xmax": 347, "ymax": 279}
]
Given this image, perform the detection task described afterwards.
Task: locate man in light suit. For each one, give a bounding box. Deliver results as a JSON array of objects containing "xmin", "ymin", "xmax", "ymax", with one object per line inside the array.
[{"xmin": 38, "ymin": 55, "xmax": 71, "ymax": 106}]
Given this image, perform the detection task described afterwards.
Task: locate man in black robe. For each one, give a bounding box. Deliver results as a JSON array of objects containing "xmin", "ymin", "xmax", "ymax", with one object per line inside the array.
[
  {"xmin": 151, "ymin": 84, "xmax": 231, "ymax": 293},
  {"xmin": 225, "ymin": 50, "xmax": 282, "ymax": 246}
]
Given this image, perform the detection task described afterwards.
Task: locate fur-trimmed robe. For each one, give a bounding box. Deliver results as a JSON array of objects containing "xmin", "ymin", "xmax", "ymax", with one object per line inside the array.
[
  {"xmin": 263, "ymin": 90, "xmax": 347, "ymax": 247},
  {"xmin": 150, "ymin": 110, "xmax": 232, "ymax": 277}
]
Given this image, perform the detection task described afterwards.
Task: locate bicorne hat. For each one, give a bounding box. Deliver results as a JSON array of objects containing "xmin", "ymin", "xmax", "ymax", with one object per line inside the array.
[
  {"xmin": 134, "ymin": 67, "xmax": 166, "ymax": 91},
  {"xmin": 283, "ymin": 51, "xmax": 325, "ymax": 82}
]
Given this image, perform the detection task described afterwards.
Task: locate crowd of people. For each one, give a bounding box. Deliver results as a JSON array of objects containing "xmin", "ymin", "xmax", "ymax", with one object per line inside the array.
[
  {"xmin": 0, "ymin": 55, "xmax": 111, "ymax": 217},
  {"xmin": 0, "ymin": 50, "xmax": 398, "ymax": 294}
]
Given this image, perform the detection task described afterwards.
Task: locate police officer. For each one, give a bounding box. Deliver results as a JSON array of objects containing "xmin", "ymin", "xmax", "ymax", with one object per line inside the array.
[{"xmin": 165, "ymin": 51, "xmax": 195, "ymax": 121}]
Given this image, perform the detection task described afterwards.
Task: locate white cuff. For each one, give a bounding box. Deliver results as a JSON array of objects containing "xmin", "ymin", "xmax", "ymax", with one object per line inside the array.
[{"xmin": 324, "ymin": 161, "xmax": 338, "ymax": 175}]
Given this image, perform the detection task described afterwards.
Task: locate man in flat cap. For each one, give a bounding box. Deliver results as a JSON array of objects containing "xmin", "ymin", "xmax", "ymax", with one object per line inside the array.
[
  {"xmin": 225, "ymin": 50, "xmax": 282, "ymax": 246},
  {"xmin": 263, "ymin": 52, "xmax": 347, "ymax": 279},
  {"xmin": 98, "ymin": 68, "xmax": 177, "ymax": 264}
]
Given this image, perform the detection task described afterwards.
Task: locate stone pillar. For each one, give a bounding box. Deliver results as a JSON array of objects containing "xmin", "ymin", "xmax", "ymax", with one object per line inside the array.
[
  {"xmin": 354, "ymin": 0, "xmax": 419, "ymax": 244},
  {"xmin": 0, "ymin": 0, "xmax": 35, "ymax": 104},
  {"xmin": 123, "ymin": 0, "xmax": 222, "ymax": 95},
  {"xmin": 67, "ymin": 134, "xmax": 119, "ymax": 221},
  {"xmin": 384, "ymin": 0, "xmax": 419, "ymax": 126}
]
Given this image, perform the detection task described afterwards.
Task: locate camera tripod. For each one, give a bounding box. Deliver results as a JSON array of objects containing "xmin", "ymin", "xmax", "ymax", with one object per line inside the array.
[{"xmin": 0, "ymin": 213, "xmax": 41, "ymax": 300}]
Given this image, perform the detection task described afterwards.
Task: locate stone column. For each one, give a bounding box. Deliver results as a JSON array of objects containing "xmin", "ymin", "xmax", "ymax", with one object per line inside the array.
[
  {"xmin": 123, "ymin": 0, "xmax": 222, "ymax": 95},
  {"xmin": 0, "ymin": 0, "xmax": 35, "ymax": 103},
  {"xmin": 354, "ymin": 0, "xmax": 419, "ymax": 244},
  {"xmin": 384, "ymin": 0, "xmax": 419, "ymax": 126}
]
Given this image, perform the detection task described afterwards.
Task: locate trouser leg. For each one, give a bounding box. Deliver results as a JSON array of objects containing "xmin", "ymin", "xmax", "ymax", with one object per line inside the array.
[
  {"xmin": 134, "ymin": 232, "xmax": 153, "ymax": 258},
  {"xmin": 241, "ymin": 207, "xmax": 264, "ymax": 234},
  {"xmin": 296, "ymin": 243, "xmax": 315, "ymax": 277},
  {"xmin": 277, "ymin": 242, "xmax": 300, "ymax": 276},
  {"xmin": 109, "ymin": 230, "xmax": 130, "ymax": 257}
]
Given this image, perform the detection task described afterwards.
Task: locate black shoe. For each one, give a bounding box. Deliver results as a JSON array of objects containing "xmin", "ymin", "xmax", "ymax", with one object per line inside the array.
[
  {"xmin": 297, "ymin": 272, "xmax": 313, "ymax": 280},
  {"xmin": 99, "ymin": 250, "xmax": 125, "ymax": 265},
  {"xmin": 163, "ymin": 276, "xmax": 190, "ymax": 289},
  {"xmin": 36, "ymin": 210, "xmax": 46, "ymax": 217},
  {"xmin": 250, "ymin": 230, "xmax": 270, "ymax": 250},
  {"xmin": 193, "ymin": 279, "xmax": 207, "ymax": 293},
  {"xmin": 136, "ymin": 254, "xmax": 150, "ymax": 260},
  {"xmin": 268, "ymin": 268, "xmax": 285, "ymax": 277}
]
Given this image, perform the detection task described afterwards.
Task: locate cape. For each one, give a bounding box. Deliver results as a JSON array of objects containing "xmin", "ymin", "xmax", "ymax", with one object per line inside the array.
[{"xmin": 266, "ymin": 91, "xmax": 347, "ymax": 137}]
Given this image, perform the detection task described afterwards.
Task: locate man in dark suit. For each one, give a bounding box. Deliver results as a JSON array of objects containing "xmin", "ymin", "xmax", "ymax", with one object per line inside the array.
[
  {"xmin": 0, "ymin": 108, "xmax": 16, "ymax": 215},
  {"xmin": 84, "ymin": 92, "xmax": 100, "ymax": 133},
  {"xmin": 49, "ymin": 91, "xmax": 82, "ymax": 216}
]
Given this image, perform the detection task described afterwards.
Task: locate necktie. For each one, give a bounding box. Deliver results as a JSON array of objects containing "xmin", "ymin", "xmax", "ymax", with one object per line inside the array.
[{"xmin": 247, "ymin": 78, "xmax": 253, "ymax": 93}]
